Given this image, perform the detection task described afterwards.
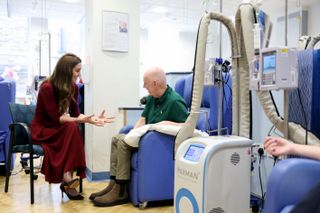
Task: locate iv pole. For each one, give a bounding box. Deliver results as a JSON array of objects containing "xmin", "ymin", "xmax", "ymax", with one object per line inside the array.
[
  {"xmin": 283, "ymin": 0, "xmax": 289, "ymax": 140},
  {"xmin": 217, "ymin": 0, "xmax": 223, "ymax": 135}
]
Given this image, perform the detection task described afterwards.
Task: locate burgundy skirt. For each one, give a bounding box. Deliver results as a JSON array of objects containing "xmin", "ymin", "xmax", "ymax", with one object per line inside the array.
[{"xmin": 32, "ymin": 122, "xmax": 86, "ymax": 183}]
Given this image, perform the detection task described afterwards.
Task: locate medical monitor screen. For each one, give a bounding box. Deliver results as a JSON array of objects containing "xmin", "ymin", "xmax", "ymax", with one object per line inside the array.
[
  {"xmin": 262, "ymin": 51, "xmax": 276, "ymax": 85},
  {"xmin": 184, "ymin": 145, "xmax": 205, "ymax": 162}
]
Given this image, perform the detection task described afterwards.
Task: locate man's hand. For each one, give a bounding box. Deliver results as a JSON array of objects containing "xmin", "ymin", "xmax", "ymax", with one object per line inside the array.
[{"xmin": 134, "ymin": 117, "xmax": 146, "ymax": 129}]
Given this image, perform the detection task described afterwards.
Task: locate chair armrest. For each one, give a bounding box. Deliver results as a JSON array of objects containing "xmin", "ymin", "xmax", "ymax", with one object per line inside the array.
[
  {"xmin": 136, "ymin": 131, "xmax": 176, "ymax": 201},
  {"xmin": 264, "ymin": 158, "xmax": 320, "ymax": 213},
  {"xmin": 119, "ymin": 125, "xmax": 134, "ymax": 134},
  {"xmin": 138, "ymin": 131, "xmax": 175, "ymax": 163}
]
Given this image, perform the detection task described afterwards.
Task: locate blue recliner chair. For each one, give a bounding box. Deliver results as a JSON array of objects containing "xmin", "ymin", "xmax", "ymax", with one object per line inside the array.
[
  {"xmin": 0, "ymin": 80, "xmax": 16, "ymax": 164},
  {"xmin": 264, "ymin": 158, "xmax": 320, "ymax": 213},
  {"xmin": 175, "ymin": 74, "xmax": 232, "ymax": 134},
  {"xmin": 127, "ymin": 74, "xmax": 232, "ymax": 208}
]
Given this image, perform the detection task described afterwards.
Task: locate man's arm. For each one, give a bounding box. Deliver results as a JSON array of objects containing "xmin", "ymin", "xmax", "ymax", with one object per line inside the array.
[
  {"xmin": 134, "ymin": 117, "xmax": 146, "ymax": 129},
  {"xmin": 156, "ymin": 120, "xmax": 185, "ymax": 126}
]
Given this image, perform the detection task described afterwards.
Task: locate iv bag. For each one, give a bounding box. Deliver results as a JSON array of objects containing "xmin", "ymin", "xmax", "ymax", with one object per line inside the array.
[{"xmin": 204, "ymin": 59, "xmax": 215, "ymax": 86}]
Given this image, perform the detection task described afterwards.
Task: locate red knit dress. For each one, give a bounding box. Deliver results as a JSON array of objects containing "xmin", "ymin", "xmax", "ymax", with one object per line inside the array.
[{"xmin": 31, "ymin": 81, "xmax": 86, "ymax": 183}]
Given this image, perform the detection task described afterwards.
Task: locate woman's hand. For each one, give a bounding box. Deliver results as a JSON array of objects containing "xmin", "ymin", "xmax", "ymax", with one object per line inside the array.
[
  {"xmin": 78, "ymin": 114, "xmax": 104, "ymax": 126},
  {"xmin": 96, "ymin": 110, "xmax": 115, "ymax": 124},
  {"xmin": 264, "ymin": 136, "xmax": 294, "ymax": 157},
  {"xmin": 77, "ymin": 110, "xmax": 115, "ymax": 126}
]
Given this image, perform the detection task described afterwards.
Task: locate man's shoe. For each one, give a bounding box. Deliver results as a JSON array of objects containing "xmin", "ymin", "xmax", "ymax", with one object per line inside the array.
[
  {"xmin": 89, "ymin": 180, "xmax": 115, "ymax": 201},
  {"xmin": 93, "ymin": 183, "xmax": 128, "ymax": 207}
]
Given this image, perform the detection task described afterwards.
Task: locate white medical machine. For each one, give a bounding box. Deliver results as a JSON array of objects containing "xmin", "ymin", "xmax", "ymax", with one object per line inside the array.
[
  {"xmin": 174, "ymin": 136, "xmax": 252, "ymax": 213},
  {"xmin": 249, "ymin": 47, "xmax": 298, "ymax": 91}
]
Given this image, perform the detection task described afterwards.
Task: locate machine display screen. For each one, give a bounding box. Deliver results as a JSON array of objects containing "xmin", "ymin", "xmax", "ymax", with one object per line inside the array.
[
  {"xmin": 262, "ymin": 51, "xmax": 276, "ymax": 85},
  {"xmin": 184, "ymin": 145, "xmax": 205, "ymax": 162}
]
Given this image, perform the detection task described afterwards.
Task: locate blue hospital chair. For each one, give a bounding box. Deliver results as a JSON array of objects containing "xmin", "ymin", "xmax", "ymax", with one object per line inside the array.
[
  {"xmin": 0, "ymin": 80, "xmax": 16, "ymax": 165},
  {"xmin": 264, "ymin": 158, "xmax": 320, "ymax": 213},
  {"xmin": 126, "ymin": 73, "xmax": 232, "ymax": 208}
]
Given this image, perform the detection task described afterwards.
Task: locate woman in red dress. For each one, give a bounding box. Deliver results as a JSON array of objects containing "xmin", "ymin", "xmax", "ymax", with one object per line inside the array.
[{"xmin": 31, "ymin": 53, "xmax": 113, "ymax": 200}]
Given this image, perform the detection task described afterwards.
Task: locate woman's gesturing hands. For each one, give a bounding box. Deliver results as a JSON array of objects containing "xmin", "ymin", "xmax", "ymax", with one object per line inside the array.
[
  {"xmin": 93, "ymin": 110, "xmax": 115, "ymax": 125},
  {"xmin": 78, "ymin": 110, "xmax": 115, "ymax": 126}
]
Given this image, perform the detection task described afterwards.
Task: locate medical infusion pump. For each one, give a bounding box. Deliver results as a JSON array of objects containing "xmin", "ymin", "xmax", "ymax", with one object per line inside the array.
[{"xmin": 249, "ymin": 47, "xmax": 298, "ymax": 91}]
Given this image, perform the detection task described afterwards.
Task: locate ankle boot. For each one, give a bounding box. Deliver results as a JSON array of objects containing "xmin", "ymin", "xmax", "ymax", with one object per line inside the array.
[
  {"xmin": 89, "ymin": 179, "xmax": 115, "ymax": 201},
  {"xmin": 93, "ymin": 182, "xmax": 129, "ymax": 207}
]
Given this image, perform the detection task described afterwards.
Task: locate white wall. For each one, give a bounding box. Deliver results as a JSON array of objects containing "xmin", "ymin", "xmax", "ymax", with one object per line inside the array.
[
  {"xmin": 179, "ymin": 31, "xmax": 198, "ymax": 71},
  {"xmin": 84, "ymin": 0, "xmax": 139, "ymax": 178},
  {"xmin": 308, "ymin": 1, "xmax": 320, "ymax": 38},
  {"xmin": 140, "ymin": 22, "xmax": 230, "ymax": 75},
  {"xmin": 140, "ymin": 25, "xmax": 196, "ymax": 73},
  {"xmin": 139, "ymin": 27, "xmax": 197, "ymax": 97}
]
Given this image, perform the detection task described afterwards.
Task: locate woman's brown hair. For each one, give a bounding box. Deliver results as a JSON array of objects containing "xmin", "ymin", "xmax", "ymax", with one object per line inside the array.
[{"xmin": 48, "ymin": 53, "xmax": 81, "ymax": 114}]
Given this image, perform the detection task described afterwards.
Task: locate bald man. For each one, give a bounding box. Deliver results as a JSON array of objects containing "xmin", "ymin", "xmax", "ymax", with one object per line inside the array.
[{"xmin": 91, "ymin": 67, "xmax": 188, "ymax": 207}]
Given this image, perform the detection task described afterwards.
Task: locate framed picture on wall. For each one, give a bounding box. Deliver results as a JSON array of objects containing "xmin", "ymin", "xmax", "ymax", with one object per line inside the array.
[{"xmin": 102, "ymin": 10, "xmax": 129, "ymax": 52}]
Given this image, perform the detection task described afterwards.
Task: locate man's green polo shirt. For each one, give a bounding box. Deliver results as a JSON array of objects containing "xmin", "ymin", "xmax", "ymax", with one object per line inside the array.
[{"xmin": 142, "ymin": 86, "xmax": 188, "ymax": 124}]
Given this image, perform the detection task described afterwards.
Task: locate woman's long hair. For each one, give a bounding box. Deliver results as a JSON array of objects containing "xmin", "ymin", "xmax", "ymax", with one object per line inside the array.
[{"xmin": 48, "ymin": 53, "xmax": 81, "ymax": 114}]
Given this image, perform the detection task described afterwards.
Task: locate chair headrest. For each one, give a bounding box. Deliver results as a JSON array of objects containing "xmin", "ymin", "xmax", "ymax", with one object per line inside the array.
[
  {"xmin": 174, "ymin": 77, "xmax": 185, "ymax": 98},
  {"xmin": 9, "ymin": 103, "xmax": 36, "ymax": 125},
  {"xmin": 175, "ymin": 74, "xmax": 217, "ymax": 108},
  {"xmin": 175, "ymin": 74, "xmax": 193, "ymax": 108}
]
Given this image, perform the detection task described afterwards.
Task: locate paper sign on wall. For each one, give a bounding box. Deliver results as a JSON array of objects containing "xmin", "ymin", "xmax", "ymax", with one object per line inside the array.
[{"xmin": 102, "ymin": 11, "xmax": 129, "ymax": 52}]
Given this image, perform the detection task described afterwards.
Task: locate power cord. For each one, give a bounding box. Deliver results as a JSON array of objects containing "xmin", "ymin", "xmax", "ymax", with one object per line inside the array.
[
  {"xmin": 273, "ymin": 156, "xmax": 278, "ymax": 167},
  {"xmin": 267, "ymin": 124, "xmax": 280, "ymax": 166},
  {"xmin": 258, "ymin": 147, "xmax": 265, "ymax": 213}
]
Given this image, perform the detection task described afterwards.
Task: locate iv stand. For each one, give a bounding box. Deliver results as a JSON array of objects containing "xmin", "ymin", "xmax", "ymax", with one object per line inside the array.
[
  {"xmin": 283, "ymin": 0, "xmax": 289, "ymax": 140},
  {"xmin": 217, "ymin": 0, "xmax": 223, "ymax": 135}
]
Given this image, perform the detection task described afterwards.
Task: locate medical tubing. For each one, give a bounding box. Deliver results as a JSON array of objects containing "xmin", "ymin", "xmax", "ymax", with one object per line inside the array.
[
  {"xmin": 174, "ymin": 12, "xmax": 240, "ymax": 152},
  {"xmin": 189, "ymin": 15, "xmax": 204, "ymax": 106},
  {"xmin": 235, "ymin": 4, "xmax": 254, "ymax": 138},
  {"xmin": 269, "ymin": 91, "xmax": 281, "ymax": 117},
  {"xmin": 174, "ymin": 13, "xmax": 209, "ymax": 152},
  {"xmin": 208, "ymin": 12, "xmax": 240, "ymax": 137}
]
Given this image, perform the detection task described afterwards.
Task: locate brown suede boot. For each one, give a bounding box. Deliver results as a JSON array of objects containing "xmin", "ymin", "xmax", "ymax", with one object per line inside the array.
[
  {"xmin": 93, "ymin": 182, "xmax": 129, "ymax": 207},
  {"xmin": 89, "ymin": 179, "xmax": 115, "ymax": 201}
]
